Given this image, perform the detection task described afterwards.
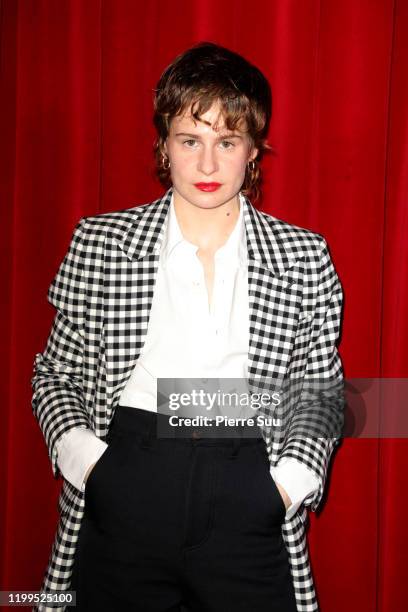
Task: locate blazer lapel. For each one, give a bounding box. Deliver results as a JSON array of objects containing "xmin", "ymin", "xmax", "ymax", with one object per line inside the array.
[
  {"xmin": 103, "ymin": 188, "xmax": 172, "ymax": 409},
  {"xmin": 242, "ymin": 195, "xmax": 306, "ymax": 383}
]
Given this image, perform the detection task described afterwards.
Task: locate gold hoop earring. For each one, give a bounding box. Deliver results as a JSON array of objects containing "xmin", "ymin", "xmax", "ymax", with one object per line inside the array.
[{"xmin": 162, "ymin": 154, "xmax": 170, "ymax": 170}]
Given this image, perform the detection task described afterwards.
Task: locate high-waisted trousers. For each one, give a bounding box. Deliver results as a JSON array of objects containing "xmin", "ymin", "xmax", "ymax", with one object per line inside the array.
[{"xmin": 69, "ymin": 405, "xmax": 297, "ymax": 612}]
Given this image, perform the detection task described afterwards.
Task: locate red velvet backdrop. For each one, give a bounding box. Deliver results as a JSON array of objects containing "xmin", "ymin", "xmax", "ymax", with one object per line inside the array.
[{"xmin": 1, "ymin": 1, "xmax": 407, "ymax": 611}]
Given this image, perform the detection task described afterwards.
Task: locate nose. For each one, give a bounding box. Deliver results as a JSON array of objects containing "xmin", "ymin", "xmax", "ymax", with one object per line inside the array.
[{"xmin": 197, "ymin": 145, "xmax": 218, "ymax": 175}]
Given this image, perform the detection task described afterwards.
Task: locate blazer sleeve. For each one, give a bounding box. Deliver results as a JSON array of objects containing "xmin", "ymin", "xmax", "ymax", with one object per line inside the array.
[
  {"xmin": 31, "ymin": 217, "xmax": 91, "ymax": 480},
  {"xmin": 278, "ymin": 236, "xmax": 345, "ymax": 513}
]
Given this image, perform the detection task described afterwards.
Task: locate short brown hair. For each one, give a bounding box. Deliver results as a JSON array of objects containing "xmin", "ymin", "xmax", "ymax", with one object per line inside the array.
[{"xmin": 153, "ymin": 42, "xmax": 273, "ymax": 202}]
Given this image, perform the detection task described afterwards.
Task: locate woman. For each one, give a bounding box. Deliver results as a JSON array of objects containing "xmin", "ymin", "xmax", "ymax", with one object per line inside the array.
[{"xmin": 32, "ymin": 42, "xmax": 344, "ymax": 612}]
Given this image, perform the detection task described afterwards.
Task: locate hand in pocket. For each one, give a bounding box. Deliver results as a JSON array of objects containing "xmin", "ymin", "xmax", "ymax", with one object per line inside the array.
[
  {"xmin": 275, "ymin": 482, "xmax": 291, "ymax": 512},
  {"xmin": 84, "ymin": 461, "xmax": 98, "ymax": 485}
]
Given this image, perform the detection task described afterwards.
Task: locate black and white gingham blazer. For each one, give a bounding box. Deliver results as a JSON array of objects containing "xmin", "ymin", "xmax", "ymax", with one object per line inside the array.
[{"xmin": 32, "ymin": 186, "xmax": 345, "ymax": 612}]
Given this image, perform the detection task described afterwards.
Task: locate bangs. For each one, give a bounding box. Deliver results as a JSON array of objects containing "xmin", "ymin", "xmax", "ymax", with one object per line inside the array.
[
  {"xmin": 161, "ymin": 87, "xmax": 263, "ymax": 142},
  {"xmin": 174, "ymin": 91, "xmax": 252, "ymax": 135}
]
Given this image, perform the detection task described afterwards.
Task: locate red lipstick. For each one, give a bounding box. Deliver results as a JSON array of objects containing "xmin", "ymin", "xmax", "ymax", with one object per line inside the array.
[{"xmin": 194, "ymin": 182, "xmax": 222, "ymax": 192}]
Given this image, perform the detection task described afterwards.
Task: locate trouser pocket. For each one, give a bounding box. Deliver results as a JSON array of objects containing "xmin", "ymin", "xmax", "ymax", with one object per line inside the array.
[
  {"xmin": 83, "ymin": 431, "xmax": 126, "ymax": 525},
  {"xmin": 84, "ymin": 431, "xmax": 122, "ymax": 492},
  {"xmin": 253, "ymin": 442, "xmax": 287, "ymax": 523}
]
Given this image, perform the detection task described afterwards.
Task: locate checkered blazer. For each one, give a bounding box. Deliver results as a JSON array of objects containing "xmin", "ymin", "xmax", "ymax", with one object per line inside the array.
[{"xmin": 32, "ymin": 186, "xmax": 345, "ymax": 612}]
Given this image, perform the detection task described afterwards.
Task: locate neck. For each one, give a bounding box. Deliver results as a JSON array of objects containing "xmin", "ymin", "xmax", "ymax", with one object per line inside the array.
[{"xmin": 172, "ymin": 189, "xmax": 240, "ymax": 252}]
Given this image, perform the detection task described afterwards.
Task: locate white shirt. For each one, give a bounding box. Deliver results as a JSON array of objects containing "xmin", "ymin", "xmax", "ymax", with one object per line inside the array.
[{"xmin": 55, "ymin": 192, "xmax": 318, "ymax": 520}]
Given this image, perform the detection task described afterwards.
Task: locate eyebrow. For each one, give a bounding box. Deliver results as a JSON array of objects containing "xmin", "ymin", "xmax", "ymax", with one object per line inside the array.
[{"xmin": 175, "ymin": 132, "xmax": 243, "ymax": 140}]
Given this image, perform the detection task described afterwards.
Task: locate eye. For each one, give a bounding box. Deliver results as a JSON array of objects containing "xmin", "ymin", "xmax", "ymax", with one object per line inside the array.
[
  {"xmin": 183, "ymin": 139, "xmax": 198, "ymax": 148},
  {"xmin": 220, "ymin": 140, "xmax": 235, "ymax": 149}
]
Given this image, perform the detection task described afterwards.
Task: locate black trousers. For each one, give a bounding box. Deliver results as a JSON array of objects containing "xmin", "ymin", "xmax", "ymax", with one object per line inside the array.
[{"xmin": 70, "ymin": 406, "xmax": 297, "ymax": 611}]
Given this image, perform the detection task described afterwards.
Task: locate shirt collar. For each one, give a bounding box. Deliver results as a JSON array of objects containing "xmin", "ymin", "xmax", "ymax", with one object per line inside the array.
[{"xmin": 160, "ymin": 191, "xmax": 247, "ymax": 268}]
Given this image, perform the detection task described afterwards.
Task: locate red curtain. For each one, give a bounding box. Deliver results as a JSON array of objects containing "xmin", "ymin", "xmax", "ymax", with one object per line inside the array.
[{"xmin": 1, "ymin": 1, "xmax": 407, "ymax": 610}]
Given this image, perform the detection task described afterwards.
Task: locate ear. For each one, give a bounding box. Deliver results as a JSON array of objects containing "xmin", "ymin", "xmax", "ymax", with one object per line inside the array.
[{"xmin": 249, "ymin": 147, "xmax": 258, "ymax": 162}]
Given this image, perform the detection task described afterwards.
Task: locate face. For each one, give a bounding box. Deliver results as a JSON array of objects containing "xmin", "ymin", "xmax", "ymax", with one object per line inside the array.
[{"xmin": 163, "ymin": 100, "xmax": 258, "ymax": 210}]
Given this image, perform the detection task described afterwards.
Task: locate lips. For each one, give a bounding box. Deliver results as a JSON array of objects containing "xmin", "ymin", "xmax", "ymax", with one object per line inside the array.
[{"xmin": 194, "ymin": 183, "xmax": 222, "ymax": 192}]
